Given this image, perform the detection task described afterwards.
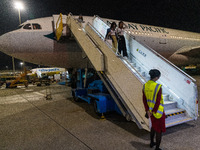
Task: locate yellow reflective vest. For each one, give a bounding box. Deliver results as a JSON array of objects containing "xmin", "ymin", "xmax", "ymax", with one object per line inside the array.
[{"xmin": 143, "ymin": 80, "xmax": 164, "ymax": 119}]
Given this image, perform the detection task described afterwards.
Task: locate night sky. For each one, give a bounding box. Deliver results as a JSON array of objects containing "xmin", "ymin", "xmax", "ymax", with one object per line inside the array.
[{"xmin": 0, "ymin": 0, "xmax": 200, "ymax": 69}]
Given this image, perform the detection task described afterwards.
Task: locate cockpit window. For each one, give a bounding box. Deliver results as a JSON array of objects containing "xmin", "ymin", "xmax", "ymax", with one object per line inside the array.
[
  {"xmin": 23, "ymin": 23, "xmax": 32, "ymax": 29},
  {"xmin": 32, "ymin": 23, "xmax": 42, "ymax": 30}
]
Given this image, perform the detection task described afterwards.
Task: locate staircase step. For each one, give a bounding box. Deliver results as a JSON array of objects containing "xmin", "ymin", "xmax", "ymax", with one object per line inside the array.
[
  {"xmin": 165, "ymin": 108, "xmax": 185, "ymax": 116},
  {"xmin": 165, "ymin": 111, "xmax": 186, "ymax": 120},
  {"xmin": 166, "ymin": 116, "xmax": 193, "ymax": 128},
  {"xmin": 164, "ymin": 100, "xmax": 177, "ymax": 110}
]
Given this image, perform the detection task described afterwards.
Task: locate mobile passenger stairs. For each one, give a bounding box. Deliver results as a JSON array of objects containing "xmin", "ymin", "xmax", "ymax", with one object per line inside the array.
[{"xmin": 53, "ymin": 13, "xmax": 198, "ymax": 131}]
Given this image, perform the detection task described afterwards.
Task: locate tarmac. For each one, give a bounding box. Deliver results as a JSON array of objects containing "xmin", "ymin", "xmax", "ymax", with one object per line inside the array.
[{"xmin": 0, "ymin": 76, "xmax": 200, "ymax": 150}]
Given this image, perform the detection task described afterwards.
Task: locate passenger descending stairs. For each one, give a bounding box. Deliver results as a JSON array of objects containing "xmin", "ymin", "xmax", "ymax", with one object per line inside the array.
[{"xmin": 55, "ymin": 14, "xmax": 198, "ymax": 131}]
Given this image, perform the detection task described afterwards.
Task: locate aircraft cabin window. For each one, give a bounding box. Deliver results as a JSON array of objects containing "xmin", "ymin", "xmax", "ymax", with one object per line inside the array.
[
  {"xmin": 23, "ymin": 23, "xmax": 32, "ymax": 29},
  {"xmin": 32, "ymin": 23, "xmax": 42, "ymax": 30}
]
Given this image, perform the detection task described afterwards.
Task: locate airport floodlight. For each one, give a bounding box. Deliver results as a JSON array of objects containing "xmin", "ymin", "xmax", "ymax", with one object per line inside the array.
[
  {"xmin": 14, "ymin": 1, "xmax": 24, "ymax": 10},
  {"xmin": 20, "ymin": 62, "xmax": 24, "ymax": 70}
]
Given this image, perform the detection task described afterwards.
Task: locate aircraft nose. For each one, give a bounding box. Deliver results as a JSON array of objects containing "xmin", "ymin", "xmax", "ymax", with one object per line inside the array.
[{"xmin": 0, "ymin": 32, "xmax": 15, "ymax": 55}]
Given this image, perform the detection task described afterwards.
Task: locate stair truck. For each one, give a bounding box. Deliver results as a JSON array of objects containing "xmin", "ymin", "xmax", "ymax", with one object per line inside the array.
[{"xmin": 55, "ymin": 14, "xmax": 198, "ymax": 131}]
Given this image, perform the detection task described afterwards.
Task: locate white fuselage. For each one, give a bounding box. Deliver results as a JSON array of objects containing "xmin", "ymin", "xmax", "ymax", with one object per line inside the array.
[{"xmin": 0, "ymin": 15, "xmax": 199, "ymax": 68}]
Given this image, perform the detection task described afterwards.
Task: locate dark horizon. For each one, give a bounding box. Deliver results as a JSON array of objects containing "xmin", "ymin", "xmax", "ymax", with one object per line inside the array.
[{"xmin": 1, "ymin": 0, "xmax": 200, "ymax": 35}]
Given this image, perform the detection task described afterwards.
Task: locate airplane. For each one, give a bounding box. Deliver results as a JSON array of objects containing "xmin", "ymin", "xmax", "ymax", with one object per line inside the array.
[
  {"xmin": 0, "ymin": 14, "xmax": 200, "ymax": 69},
  {"xmin": 29, "ymin": 67, "xmax": 66, "ymax": 78}
]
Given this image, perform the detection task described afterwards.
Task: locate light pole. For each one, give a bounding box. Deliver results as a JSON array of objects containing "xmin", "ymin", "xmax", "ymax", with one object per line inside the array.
[
  {"xmin": 13, "ymin": 1, "xmax": 24, "ymax": 75},
  {"xmin": 12, "ymin": 57, "xmax": 15, "ymax": 76},
  {"xmin": 14, "ymin": 1, "xmax": 24, "ymax": 25}
]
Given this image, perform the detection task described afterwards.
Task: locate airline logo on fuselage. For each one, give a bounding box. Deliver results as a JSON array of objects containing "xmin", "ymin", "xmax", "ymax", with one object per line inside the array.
[
  {"xmin": 38, "ymin": 68, "xmax": 60, "ymax": 72},
  {"xmin": 128, "ymin": 24, "xmax": 169, "ymax": 34},
  {"xmin": 106, "ymin": 20, "xmax": 169, "ymax": 34}
]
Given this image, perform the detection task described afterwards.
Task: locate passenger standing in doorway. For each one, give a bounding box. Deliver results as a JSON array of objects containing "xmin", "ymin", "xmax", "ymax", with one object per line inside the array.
[
  {"xmin": 143, "ymin": 69, "xmax": 166, "ymax": 150},
  {"xmin": 117, "ymin": 21, "xmax": 128, "ymax": 58},
  {"xmin": 105, "ymin": 22, "xmax": 118, "ymax": 53}
]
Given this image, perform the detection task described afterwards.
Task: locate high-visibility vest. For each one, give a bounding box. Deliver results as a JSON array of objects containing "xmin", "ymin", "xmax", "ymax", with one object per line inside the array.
[{"xmin": 143, "ymin": 80, "xmax": 164, "ymax": 119}]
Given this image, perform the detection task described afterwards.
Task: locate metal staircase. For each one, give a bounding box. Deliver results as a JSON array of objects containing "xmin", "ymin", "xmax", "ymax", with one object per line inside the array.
[{"xmin": 53, "ymin": 13, "xmax": 198, "ymax": 131}]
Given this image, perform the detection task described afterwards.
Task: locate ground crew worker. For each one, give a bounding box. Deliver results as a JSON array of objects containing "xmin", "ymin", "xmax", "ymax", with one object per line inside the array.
[{"xmin": 143, "ymin": 69, "xmax": 166, "ymax": 150}]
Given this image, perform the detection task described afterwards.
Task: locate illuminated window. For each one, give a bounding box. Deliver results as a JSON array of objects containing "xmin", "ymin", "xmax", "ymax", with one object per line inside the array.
[
  {"xmin": 32, "ymin": 23, "xmax": 42, "ymax": 30},
  {"xmin": 23, "ymin": 23, "xmax": 31, "ymax": 29}
]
